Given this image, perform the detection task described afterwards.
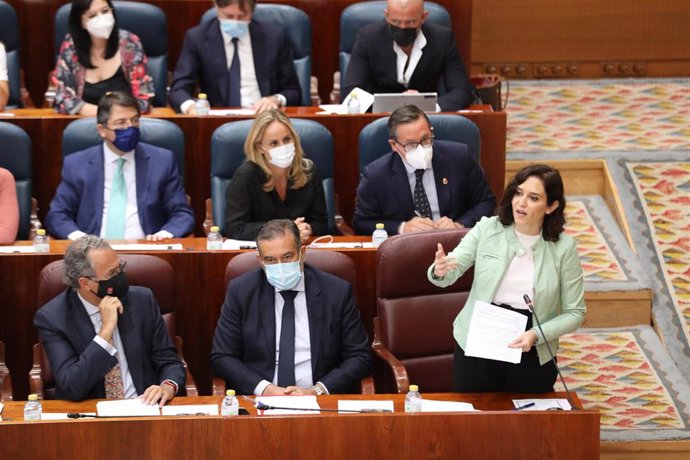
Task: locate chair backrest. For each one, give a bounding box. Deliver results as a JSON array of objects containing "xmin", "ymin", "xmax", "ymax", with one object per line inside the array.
[
  {"xmin": 37, "ymin": 254, "xmax": 177, "ymax": 399},
  {"xmin": 339, "ymin": 1, "xmax": 451, "ymax": 96},
  {"xmin": 0, "ymin": 122, "xmax": 32, "ymax": 240},
  {"xmin": 61, "ymin": 117, "xmax": 185, "ymax": 175},
  {"xmin": 200, "ymin": 4, "xmax": 312, "ymax": 106},
  {"xmin": 225, "ymin": 250, "xmax": 357, "ymax": 294},
  {"xmin": 55, "ymin": 1, "xmax": 168, "ymax": 107},
  {"xmin": 358, "ymin": 114, "xmax": 480, "ymax": 173},
  {"xmin": 210, "ymin": 118, "xmax": 335, "ymax": 235},
  {"xmin": 376, "ymin": 229, "xmax": 473, "ymax": 393},
  {"xmin": 0, "ymin": 1, "xmax": 21, "ymax": 107}
]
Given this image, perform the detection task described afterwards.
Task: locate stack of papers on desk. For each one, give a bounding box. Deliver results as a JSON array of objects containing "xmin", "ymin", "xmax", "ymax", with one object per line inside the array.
[
  {"xmin": 512, "ymin": 399, "xmax": 572, "ymax": 411},
  {"xmin": 161, "ymin": 404, "xmax": 219, "ymax": 416},
  {"xmin": 208, "ymin": 109, "xmax": 256, "ymax": 116},
  {"xmin": 96, "ymin": 399, "xmax": 161, "ymax": 417},
  {"xmin": 337, "ymin": 400, "xmax": 394, "ymax": 413},
  {"xmin": 0, "ymin": 246, "xmax": 36, "ymax": 253},
  {"xmin": 308, "ymin": 242, "xmax": 374, "ymax": 249},
  {"xmin": 256, "ymin": 395, "xmax": 321, "ymax": 415},
  {"xmin": 421, "ymin": 400, "xmax": 477, "ymax": 412},
  {"xmin": 222, "ymin": 239, "xmax": 256, "ymax": 250},
  {"xmin": 111, "ymin": 243, "xmax": 183, "ymax": 251}
]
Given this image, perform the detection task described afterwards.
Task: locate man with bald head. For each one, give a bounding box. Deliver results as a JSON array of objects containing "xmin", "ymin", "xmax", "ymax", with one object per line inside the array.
[{"xmin": 343, "ymin": 0, "xmax": 474, "ymax": 111}]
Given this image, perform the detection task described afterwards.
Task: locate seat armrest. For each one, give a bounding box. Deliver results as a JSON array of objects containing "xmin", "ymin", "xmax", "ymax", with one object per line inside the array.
[
  {"xmin": 371, "ymin": 317, "xmax": 409, "ymax": 393},
  {"xmin": 212, "ymin": 376, "xmax": 227, "ymax": 397},
  {"xmin": 203, "ymin": 198, "xmax": 215, "ymax": 236},
  {"xmin": 29, "ymin": 343, "xmax": 45, "ymax": 400},
  {"xmin": 174, "ymin": 336, "xmax": 198, "ymax": 397},
  {"xmin": 359, "ymin": 375, "xmax": 375, "ymax": 394}
]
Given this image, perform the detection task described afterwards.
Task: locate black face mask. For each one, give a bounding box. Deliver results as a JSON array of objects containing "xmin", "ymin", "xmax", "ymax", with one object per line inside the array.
[
  {"xmin": 91, "ymin": 271, "xmax": 130, "ymax": 299},
  {"xmin": 389, "ymin": 24, "xmax": 418, "ymax": 47}
]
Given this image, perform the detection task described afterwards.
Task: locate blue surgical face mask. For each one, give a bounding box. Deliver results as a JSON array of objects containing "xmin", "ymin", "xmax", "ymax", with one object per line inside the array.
[
  {"xmin": 219, "ymin": 18, "xmax": 249, "ymax": 38},
  {"xmin": 264, "ymin": 260, "xmax": 302, "ymax": 291},
  {"xmin": 112, "ymin": 126, "xmax": 140, "ymax": 152}
]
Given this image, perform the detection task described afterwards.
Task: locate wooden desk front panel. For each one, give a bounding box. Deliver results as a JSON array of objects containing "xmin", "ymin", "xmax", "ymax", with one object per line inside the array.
[
  {"xmin": 0, "ymin": 394, "xmax": 600, "ymax": 459},
  {"xmin": 4, "ymin": 108, "xmax": 506, "ymax": 234}
]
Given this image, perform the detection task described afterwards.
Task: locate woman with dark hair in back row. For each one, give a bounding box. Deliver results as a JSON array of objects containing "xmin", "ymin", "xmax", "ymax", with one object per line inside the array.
[
  {"xmin": 429, "ymin": 164, "xmax": 586, "ymax": 393},
  {"xmin": 53, "ymin": 0, "xmax": 154, "ymax": 115}
]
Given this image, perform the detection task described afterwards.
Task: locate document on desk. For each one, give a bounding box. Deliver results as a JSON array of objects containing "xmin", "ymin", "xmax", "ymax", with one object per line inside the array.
[
  {"xmin": 96, "ymin": 399, "xmax": 161, "ymax": 417},
  {"xmin": 0, "ymin": 246, "xmax": 35, "ymax": 253},
  {"xmin": 337, "ymin": 400, "xmax": 394, "ymax": 413},
  {"xmin": 222, "ymin": 239, "xmax": 256, "ymax": 250},
  {"xmin": 256, "ymin": 396, "xmax": 321, "ymax": 415},
  {"xmin": 161, "ymin": 404, "xmax": 219, "ymax": 416},
  {"xmin": 41, "ymin": 412, "xmax": 96, "ymax": 420},
  {"xmin": 513, "ymin": 398, "xmax": 572, "ymax": 411},
  {"xmin": 421, "ymin": 399, "xmax": 477, "ymax": 412},
  {"xmin": 308, "ymin": 242, "xmax": 374, "ymax": 249},
  {"xmin": 464, "ymin": 300, "xmax": 528, "ymax": 364},
  {"xmin": 110, "ymin": 244, "xmax": 183, "ymax": 251},
  {"xmin": 208, "ymin": 109, "xmax": 256, "ymax": 116}
]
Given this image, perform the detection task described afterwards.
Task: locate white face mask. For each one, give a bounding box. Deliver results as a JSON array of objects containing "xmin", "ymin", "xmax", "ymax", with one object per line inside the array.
[
  {"xmin": 85, "ymin": 12, "xmax": 115, "ymax": 39},
  {"xmin": 266, "ymin": 143, "xmax": 296, "ymax": 169},
  {"xmin": 403, "ymin": 144, "xmax": 433, "ymax": 170}
]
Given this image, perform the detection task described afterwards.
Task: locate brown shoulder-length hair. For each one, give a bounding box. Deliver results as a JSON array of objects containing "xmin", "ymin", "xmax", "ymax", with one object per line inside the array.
[
  {"xmin": 496, "ymin": 164, "xmax": 566, "ymax": 242},
  {"xmin": 243, "ymin": 109, "xmax": 313, "ymax": 192}
]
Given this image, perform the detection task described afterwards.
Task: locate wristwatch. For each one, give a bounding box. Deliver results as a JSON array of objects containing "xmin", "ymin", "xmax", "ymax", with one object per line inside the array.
[{"xmin": 312, "ymin": 382, "xmax": 326, "ymax": 396}]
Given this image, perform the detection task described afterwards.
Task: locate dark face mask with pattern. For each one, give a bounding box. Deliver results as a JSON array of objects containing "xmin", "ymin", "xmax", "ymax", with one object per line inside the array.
[
  {"xmin": 91, "ymin": 271, "xmax": 130, "ymax": 299},
  {"xmin": 389, "ymin": 24, "xmax": 418, "ymax": 47}
]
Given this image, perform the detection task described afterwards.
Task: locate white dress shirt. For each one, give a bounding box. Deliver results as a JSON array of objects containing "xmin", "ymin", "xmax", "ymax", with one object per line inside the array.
[
  {"xmin": 492, "ymin": 230, "xmax": 541, "ymax": 309},
  {"xmin": 77, "ymin": 292, "xmax": 137, "ymax": 398},
  {"xmin": 0, "ymin": 43, "xmax": 7, "ymax": 82},
  {"xmin": 398, "ymin": 156, "xmax": 440, "ymax": 233}
]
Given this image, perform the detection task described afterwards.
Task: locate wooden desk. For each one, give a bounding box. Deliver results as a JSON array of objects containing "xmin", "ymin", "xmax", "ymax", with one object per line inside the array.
[
  {"xmin": 3, "ymin": 107, "xmax": 506, "ymax": 234},
  {"xmin": 0, "ymin": 394, "xmax": 600, "ymax": 459},
  {"xmin": 0, "ymin": 238, "xmax": 377, "ymax": 399}
]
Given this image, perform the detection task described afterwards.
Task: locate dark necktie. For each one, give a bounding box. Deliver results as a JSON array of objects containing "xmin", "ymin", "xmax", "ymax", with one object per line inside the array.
[
  {"xmin": 228, "ymin": 37, "xmax": 241, "ymax": 107},
  {"xmin": 414, "ymin": 169, "xmax": 432, "ymax": 218},
  {"xmin": 277, "ymin": 290, "xmax": 297, "ymax": 387}
]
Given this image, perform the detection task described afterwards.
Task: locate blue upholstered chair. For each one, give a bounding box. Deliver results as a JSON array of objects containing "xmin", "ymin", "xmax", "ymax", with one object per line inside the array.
[
  {"xmin": 61, "ymin": 118, "xmax": 185, "ymax": 176},
  {"xmin": 201, "ymin": 4, "xmax": 312, "ymax": 106},
  {"xmin": 337, "ymin": 1, "xmax": 451, "ymax": 100},
  {"xmin": 55, "ymin": 1, "xmax": 168, "ymax": 107},
  {"xmin": 0, "ymin": 122, "xmax": 34, "ymax": 240},
  {"xmin": 358, "ymin": 114, "xmax": 480, "ymax": 173},
  {"xmin": 206, "ymin": 118, "xmax": 351, "ymax": 236},
  {"xmin": 0, "ymin": 0, "xmax": 31, "ymax": 108}
]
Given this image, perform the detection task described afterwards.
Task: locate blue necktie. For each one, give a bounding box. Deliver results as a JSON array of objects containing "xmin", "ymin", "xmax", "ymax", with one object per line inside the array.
[
  {"xmin": 105, "ymin": 157, "xmax": 126, "ymax": 239},
  {"xmin": 228, "ymin": 37, "xmax": 241, "ymax": 107},
  {"xmin": 277, "ymin": 290, "xmax": 297, "ymax": 387}
]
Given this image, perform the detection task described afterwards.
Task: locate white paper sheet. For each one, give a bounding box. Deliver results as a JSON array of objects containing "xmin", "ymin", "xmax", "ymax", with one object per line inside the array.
[
  {"xmin": 421, "ymin": 399, "xmax": 477, "ymax": 412},
  {"xmin": 465, "ymin": 301, "xmax": 528, "ymax": 364},
  {"xmin": 513, "ymin": 398, "xmax": 572, "ymax": 411},
  {"xmin": 208, "ymin": 109, "xmax": 256, "ymax": 116},
  {"xmin": 161, "ymin": 404, "xmax": 219, "ymax": 416},
  {"xmin": 110, "ymin": 244, "xmax": 183, "ymax": 251},
  {"xmin": 222, "ymin": 239, "xmax": 256, "ymax": 250},
  {"xmin": 307, "ymin": 242, "xmax": 374, "ymax": 249},
  {"xmin": 319, "ymin": 87, "xmax": 374, "ymax": 115},
  {"xmin": 337, "ymin": 400, "xmax": 394, "ymax": 413},
  {"xmin": 41, "ymin": 412, "xmax": 96, "ymax": 420},
  {"xmin": 255, "ymin": 395, "xmax": 320, "ymax": 415},
  {"xmin": 0, "ymin": 112, "xmax": 15, "ymax": 117},
  {"xmin": 96, "ymin": 399, "xmax": 161, "ymax": 417},
  {"xmin": 0, "ymin": 246, "xmax": 35, "ymax": 253},
  {"xmin": 0, "ymin": 402, "xmax": 3, "ymax": 413}
]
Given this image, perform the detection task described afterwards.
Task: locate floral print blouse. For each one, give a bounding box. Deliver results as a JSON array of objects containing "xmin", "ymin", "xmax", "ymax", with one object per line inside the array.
[{"xmin": 53, "ymin": 30, "xmax": 154, "ymax": 114}]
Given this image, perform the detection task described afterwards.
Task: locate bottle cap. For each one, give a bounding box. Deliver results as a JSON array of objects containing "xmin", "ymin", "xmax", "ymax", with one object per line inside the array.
[
  {"xmin": 226, "ymin": 389, "xmax": 235, "ymax": 396},
  {"xmin": 409, "ymin": 385, "xmax": 418, "ymax": 392},
  {"xmin": 198, "ymin": 93, "xmax": 208, "ymax": 100},
  {"xmin": 375, "ymin": 223, "xmax": 384, "ymax": 229},
  {"xmin": 36, "ymin": 229, "xmax": 46, "ymax": 236},
  {"xmin": 28, "ymin": 394, "xmax": 38, "ymax": 401},
  {"xmin": 210, "ymin": 226, "xmax": 220, "ymax": 233}
]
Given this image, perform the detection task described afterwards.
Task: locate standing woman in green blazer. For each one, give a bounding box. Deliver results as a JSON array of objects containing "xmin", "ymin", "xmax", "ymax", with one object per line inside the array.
[{"xmin": 428, "ymin": 164, "xmax": 586, "ymax": 392}]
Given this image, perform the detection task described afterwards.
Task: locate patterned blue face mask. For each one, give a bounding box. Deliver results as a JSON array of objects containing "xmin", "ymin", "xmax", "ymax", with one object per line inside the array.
[
  {"xmin": 219, "ymin": 18, "xmax": 249, "ymax": 38},
  {"xmin": 264, "ymin": 261, "xmax": 302, "ymax": 291}
]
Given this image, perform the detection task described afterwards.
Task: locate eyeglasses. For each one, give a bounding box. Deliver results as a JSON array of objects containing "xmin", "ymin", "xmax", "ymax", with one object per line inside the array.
[
  {"xmin": 89, "ymin": 260, "xmax": 127, "ymax": 282},
  {"xmin": 105, "ymin": 117, "xmax": 141, "ymax": 131},
  {"xmin": 393, "ymin": 134, "xmax": 434, "ymax": 153}
]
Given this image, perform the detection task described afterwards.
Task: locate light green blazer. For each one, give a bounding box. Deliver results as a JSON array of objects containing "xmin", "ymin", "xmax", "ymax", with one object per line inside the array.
[{"xmin": 427, "ymin": 216, "xmax": 586, "ymax": 365}]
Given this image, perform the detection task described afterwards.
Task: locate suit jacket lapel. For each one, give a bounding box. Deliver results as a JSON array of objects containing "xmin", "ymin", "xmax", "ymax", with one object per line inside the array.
[
  {"xmin": 391, "ymin": 154, "xmax": 416, "ymax": 213},
  {"xmin": 92, "ymin": 147, "xmax": 105, "ymax": 234},
  {"xmin": 117, "ymin": 293, "xmax": 143, "ymax": 393},
  {"xmin": 207, "ymin": 19, "xmax": 230, "ymax": 104},
  {"xmin": 66, "ymin": 289, "xmax": 101, "ymax": 352},
  {"xmin": 258, "ymin": 275, "xmax": 277, "ymax": 365},
  {"xmin": 134, "ymin": 146, "xmax": 149, "ymax": 232},
  {"xmin": 250, "ymin": 22, "xmax": 269, "ymax": 96},
  {"xmin": 304, "ymin": 266, "xmax": 322, "ymax": 373},
  {"xmin": 432, "ymin": 149, "xmax": 451, "ymax": 216}
]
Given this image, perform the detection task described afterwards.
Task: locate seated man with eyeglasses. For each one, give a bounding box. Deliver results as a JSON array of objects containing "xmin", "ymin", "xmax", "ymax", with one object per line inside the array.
[
  {"xmin": 46, "ymin": 91, "xmax": 195, "ymax": 241},
  {"xmin": 34, "ymin": 235, "xmax": 185, "ymax": 404},
  {"xmin": 353, "ymin": 104, "xmax": 495, "ymax": 235}
]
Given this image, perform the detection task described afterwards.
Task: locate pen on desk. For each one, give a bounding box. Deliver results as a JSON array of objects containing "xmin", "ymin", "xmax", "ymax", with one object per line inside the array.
[{"xmin": 514, "ymin": 402, "xmax": 535, "ymax": 411}]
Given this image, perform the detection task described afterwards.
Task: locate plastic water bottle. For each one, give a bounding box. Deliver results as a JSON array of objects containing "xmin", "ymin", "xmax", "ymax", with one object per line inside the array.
[
  {"xmin": 195, "ymin": 93, "xmax": 210, "ymax": 115},
  {"xmin": 24, "ymin": 394, "xmax": 42, "ymax": 421},
  {"xmin": 404, "ymin": 384, "xmax": 423, "ymax": 413},
  {"xmin": 347, "ymin": 93, "xmax": 361, "ymax": 114},
  {"xmin": 221, "ymin": 389, "xmax": 239, "ymax": 417},
  {"xmin": 372, "ymin": 223, "xmax": 388, "ymax": 248},
  {"xmin": 207, "ymin": 226, "xmax": 223, "ymax": 250},
  {"xmin": 33, "ymin": 229, "xmax": 50, "ymax": 253}
]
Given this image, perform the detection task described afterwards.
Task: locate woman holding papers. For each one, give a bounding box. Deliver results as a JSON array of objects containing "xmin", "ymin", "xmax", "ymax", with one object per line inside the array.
[
  {"xmin": 428, "ymin": 164, "xmax": 586, "ymax": 392},
  {"xmin": 224, "ymin": 109, "xmax": 328, "ymax": 242}
]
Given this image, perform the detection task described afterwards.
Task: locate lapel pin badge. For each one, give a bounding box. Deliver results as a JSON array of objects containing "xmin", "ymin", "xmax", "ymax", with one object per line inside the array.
[{"xmin": 442, "ymin": 177, "xmax": 448, "ymax": 185}]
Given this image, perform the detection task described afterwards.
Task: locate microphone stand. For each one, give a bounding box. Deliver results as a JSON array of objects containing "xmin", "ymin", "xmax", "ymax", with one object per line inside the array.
[{"xmin": 523, "ymin": 294, "xmax": 578, "ymax": 411}]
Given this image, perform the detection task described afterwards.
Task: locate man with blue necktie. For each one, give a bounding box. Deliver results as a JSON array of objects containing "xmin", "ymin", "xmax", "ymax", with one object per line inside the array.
[{"xmin": 46, "ymin": 91, "xmax": 195, "ymax": 241}]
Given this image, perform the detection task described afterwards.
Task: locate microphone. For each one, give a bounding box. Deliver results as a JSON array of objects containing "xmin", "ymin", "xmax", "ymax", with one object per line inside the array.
[
  {"xmin": 255, "ymin": 402, "xmax": 390, "ymax": 413},
  {"xmin": 522, "ymin": 294, "xmax": 578, "ymax": 411},
  {"xmin": 67, "ymin": 412, "xmax": 98, "ymax": 419}
]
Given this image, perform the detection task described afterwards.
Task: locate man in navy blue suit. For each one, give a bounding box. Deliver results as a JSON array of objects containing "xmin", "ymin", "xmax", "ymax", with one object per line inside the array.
[
  {"xmin": 34, "ymin": 235, "xmax": 185, "ymax": 403},
  {"xmin": 46, "ymin": 91, "xmax": 195, "ymax": 241},
  {"xmin": 353, "ymin": 104, "xmax": 495, "ymax": 235},
  {"xmin": 212, "ymin": 219, "xmax": 370, "ymax": 395},
  {"xmin": 169, "ymin": 0, "xmax": 301, "ymax": 114}
]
